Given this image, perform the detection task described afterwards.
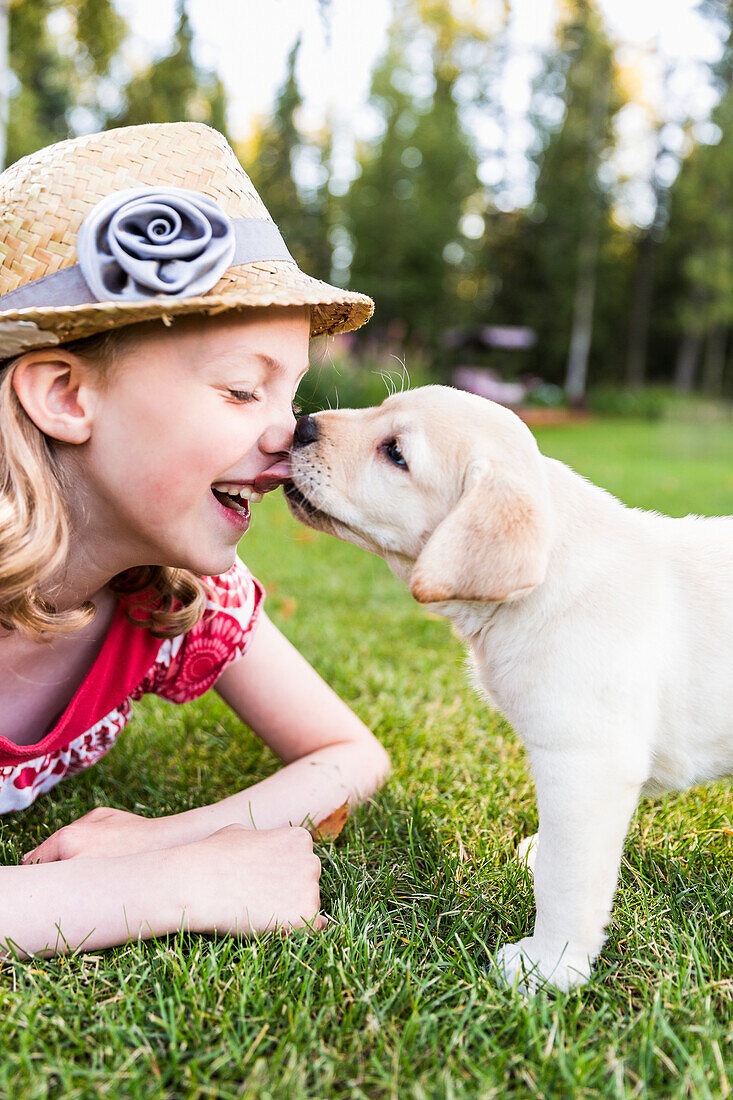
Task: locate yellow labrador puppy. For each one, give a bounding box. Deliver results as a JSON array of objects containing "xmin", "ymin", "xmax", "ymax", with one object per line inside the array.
[{"xmin": 285, "ymin": 385, "xmax": 733, "ymax": 991}]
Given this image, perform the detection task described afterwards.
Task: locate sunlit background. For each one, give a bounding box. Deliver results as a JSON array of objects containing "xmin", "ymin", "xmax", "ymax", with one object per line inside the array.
[{"xmin": 4, "ymin": 0, "xmax": 733, "ymax": 410}]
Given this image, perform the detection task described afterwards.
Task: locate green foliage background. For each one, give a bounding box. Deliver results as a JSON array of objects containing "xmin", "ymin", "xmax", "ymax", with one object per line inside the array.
[{"xmin": 7, "ymin": 0, "xmax": 733, "ymax": 399}]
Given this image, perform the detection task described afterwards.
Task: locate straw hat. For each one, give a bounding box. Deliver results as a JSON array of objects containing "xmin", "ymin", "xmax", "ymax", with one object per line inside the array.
[{"xmin": 0, "ymin": 121, "xmax": 374, "ymax": 357}]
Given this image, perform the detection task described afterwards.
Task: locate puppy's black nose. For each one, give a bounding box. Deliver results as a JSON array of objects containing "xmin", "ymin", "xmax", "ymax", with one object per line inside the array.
[{"xmin": 293, "ymin": 414, "xmax": 318, "ymax": 447}]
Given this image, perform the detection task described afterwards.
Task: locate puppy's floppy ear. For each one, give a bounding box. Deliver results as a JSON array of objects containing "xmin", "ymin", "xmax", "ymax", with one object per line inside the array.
[{"xmin": 409, "ymin": 462, "xmax": 553, "ymax": 604}]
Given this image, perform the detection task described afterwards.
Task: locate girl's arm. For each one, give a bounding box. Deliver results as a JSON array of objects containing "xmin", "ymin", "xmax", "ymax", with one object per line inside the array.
[
  {"xmin": 3, "ymin": 824, "xmax": 324, "ymax": 958},
  {"xmin": 200, "ymin": 611, "xmax": 392, "ymax": 832},
  {"xmin": 24, "ymin": 614, "xmax": 390, "ymax": 862}
]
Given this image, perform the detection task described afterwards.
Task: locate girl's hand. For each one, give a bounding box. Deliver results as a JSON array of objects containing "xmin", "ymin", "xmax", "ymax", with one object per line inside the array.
[
  {"xmin": 177, "ymin": 823, "xmax": 326, "ymax": 936},
  {"xmin": 21, "ymin": 797, "xmax": 352, "ymax": 866},
  {"xmin": 22, "ymin": 816, "xmax": 327, "ymax": 934},
  {"xmin": 21, "ymin": 806, "xmax": 174, "ymax": 864}
]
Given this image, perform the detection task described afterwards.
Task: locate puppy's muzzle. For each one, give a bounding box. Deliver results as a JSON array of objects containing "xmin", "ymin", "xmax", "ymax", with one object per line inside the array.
[
  {"xmin": 286, "ymin": 414, "xmax": 323, "ymax": 518},
  {"xmin": 283, "ymin": 478, "xmax": 318, "ymax": 515}
]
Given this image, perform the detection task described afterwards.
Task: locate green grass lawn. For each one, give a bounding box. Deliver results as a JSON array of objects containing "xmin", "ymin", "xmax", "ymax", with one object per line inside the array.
[{"xmin": 2, "ymin": 418, "xmax": 731, "ymax": 1099}]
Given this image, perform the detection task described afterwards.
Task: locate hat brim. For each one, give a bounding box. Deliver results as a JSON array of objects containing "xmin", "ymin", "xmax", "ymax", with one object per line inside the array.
[{"xmin": 0, "ymin": 260, "xmax": 373, "ymax": 353}]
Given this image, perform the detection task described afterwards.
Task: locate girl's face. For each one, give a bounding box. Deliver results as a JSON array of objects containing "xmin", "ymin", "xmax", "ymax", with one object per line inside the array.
[{"xmin": 71, "ymin": 306, "xmax": 310, "ymax": 578}]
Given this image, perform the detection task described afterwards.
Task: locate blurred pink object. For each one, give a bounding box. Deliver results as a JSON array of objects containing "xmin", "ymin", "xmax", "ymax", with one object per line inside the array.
[{"xmin": 452, "ymin": 367, "xmax": 527, "ymax": 407}]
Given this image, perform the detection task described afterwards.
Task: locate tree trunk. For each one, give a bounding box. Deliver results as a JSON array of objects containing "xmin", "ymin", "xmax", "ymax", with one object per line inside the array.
[
  {"xmin": 565, "ymin": 220, "xmax": 600, "ymax": 404},
  {"xmin": 673, "ymin": 330, "xmax": 702, "ymax": 392},
  {"xmin": 564, "ymin": 71, "xmax": 610, "ymax": 405},
  {"xmin": 625, "ymin": 232, "xmax": 656, "ymax": 388},
  {"xmin": 702, "ymin": 326, "xmax": 726, "ymax": 396}
]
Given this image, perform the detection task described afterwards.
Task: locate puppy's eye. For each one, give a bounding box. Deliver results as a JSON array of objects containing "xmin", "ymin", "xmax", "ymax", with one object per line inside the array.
[{"xmin": 382, "ymin": 438, "xmax": 408, "ymax": 470}]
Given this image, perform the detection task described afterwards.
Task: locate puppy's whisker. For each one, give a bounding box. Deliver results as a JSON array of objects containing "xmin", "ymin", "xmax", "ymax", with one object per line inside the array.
[
  {"xmin": 390, "ymin": 354, "xmax": 410, "ymax": 393},
  {"xmin": 376, "ymin": 370, "xmax": 394, "ymax": 397}
]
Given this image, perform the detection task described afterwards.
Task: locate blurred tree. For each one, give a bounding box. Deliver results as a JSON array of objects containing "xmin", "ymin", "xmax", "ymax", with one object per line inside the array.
[
  {"xmin": 344, "ymin": 2, "xmax": 486, "ymax": 342},
  {"xmin": 662, "ymin": 88, "xmax": 733, "ymax": 395},
  {"xmin": 245, "ymin": 37, "xmax": 332, "ymax": 281},
  {"xmin": 624, "ymin": 127, "xmax": 667, "ymax": 390},
  {"xmin": 622, "ymin": 40, "xmax": 730, "ymax": 390},
  {"xmin": 621, "ymin": 55, "xmax": 693, "ymax": 391},
  {"xmin": 656, "ymin": 0, "xmax": 733, "ymax": 396},
  {"xmin": 526, "ymin": 0, "xmax": 623, "ymax": 399},
  {"xmin": 111, "ymin": 0, "xmax": 229, "ymax": 135},
  {"xmin": 0, "ymin": 3, "xmax": 7, "ymax": 168},
  {"xmin": 5, "ymin": 0, "xmax": 126, "ymax": 166}
]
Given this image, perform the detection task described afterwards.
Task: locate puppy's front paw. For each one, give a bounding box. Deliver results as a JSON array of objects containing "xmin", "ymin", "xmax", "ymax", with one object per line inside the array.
[{"xmin": 491, "ymin": 937, "xmax": 592, "ymax": 993}]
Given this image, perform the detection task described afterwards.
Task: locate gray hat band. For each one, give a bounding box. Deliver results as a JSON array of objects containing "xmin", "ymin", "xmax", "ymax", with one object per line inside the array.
[{"xmin": 0, "ymin": 218, "xmax": 294, "ymax": 311}]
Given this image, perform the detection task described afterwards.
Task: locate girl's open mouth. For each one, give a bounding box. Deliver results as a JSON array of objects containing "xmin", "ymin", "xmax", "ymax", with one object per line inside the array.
[
  {"xmin": 211, "ymin": 487, "xmax": 251, "ymax": 531},
  {"xmin": 211, "ymin": 486, "xmax": 252, "ymax": 515}
]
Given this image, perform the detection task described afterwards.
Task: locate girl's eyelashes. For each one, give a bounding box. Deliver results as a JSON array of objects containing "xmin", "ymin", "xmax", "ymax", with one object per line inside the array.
[
  {"xmin": 225, "ymin": 389, "xmax": 301, "ymax": 413},
  {"xmin": 227, "ymin": 388, "xmax": 259, "ymax": 403}
]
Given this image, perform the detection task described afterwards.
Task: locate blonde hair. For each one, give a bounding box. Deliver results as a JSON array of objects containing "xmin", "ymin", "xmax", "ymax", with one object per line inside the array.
[{"xmin": 0, "ymin": 323, "xmax": 208, "ymax": 639}]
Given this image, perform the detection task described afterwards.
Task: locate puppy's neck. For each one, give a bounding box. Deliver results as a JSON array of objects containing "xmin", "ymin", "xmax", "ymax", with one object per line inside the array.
[
  {"xmin": 385, "ymin": 544, "xmax": 511, "ymax": 641},
  {"xmin": 384, "ymin": 551, "xmax": 416, "ymax": 585}
]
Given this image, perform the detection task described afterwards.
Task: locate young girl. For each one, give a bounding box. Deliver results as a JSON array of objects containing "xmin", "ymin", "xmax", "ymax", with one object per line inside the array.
[{"xmin": 0, "ymin": 122, "xmax": 390, "ymax": 958}]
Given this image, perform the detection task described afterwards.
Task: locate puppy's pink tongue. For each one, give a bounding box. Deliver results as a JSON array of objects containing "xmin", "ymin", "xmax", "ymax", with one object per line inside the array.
[{"xmin": 254, "ymin": 459, "xmax": 291, "ymax": 494}]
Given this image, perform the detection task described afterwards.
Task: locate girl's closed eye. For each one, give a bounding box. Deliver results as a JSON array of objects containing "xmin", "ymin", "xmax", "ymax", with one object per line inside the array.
[
  {"xmin": 227, "ymin": 390, "xmax": 302, "ymax": 416},
  {"xmin": 227, "ymin": 388, "xmax": 259, "ymax": 404}
]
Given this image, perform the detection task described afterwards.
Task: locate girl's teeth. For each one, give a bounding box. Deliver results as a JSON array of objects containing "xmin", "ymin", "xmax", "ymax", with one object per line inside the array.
[
  {"xmin": 235, "ymin": 486, "xmax": 263, "ymax": 503},
  {"xmin": 211, "ymin": 482, "xmax": 264, "ymax": 504}
]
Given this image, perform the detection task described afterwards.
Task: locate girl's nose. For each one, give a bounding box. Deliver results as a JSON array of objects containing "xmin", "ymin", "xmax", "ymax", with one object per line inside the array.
[{"xmin": 259, "ymin": 408, "xmax": 297, "ymax": 456}]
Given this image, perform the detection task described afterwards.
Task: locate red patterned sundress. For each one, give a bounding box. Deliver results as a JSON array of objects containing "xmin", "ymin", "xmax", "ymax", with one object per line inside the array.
[{"xmin": 0, "ymin": 558, "xmax": 264, "ymax": 814}]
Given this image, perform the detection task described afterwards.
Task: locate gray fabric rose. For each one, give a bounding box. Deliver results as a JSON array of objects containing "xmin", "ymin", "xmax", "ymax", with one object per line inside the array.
[{"xmin": 76, "ymin": 187, "xmax": 236, "ymax": 302}]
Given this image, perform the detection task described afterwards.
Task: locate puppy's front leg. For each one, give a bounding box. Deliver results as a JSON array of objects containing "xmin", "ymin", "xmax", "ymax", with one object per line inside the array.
[{"xmin": 495, "ymin": 746, "xmax": 644, "ymax": 992}]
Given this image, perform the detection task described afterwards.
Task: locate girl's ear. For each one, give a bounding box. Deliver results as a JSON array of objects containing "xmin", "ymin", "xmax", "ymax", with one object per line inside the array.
[
  {"xmin": 11, "ymin": 352, "xmax": 98, "ymax": 444},
  {"xmin": 409, "ymin": 462, "xmax": 553, "ymax": 604}
]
